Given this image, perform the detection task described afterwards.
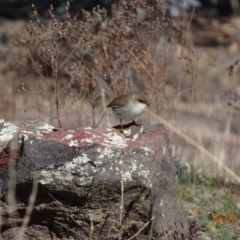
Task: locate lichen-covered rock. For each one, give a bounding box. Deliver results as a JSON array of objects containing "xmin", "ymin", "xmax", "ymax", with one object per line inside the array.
[{"xmin": 0, "ymin": 119, "xmax": 188, "ymax": 239}]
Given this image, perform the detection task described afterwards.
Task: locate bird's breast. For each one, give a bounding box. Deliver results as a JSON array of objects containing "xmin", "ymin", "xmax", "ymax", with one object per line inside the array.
[{"xmin": 112, "ymin": 101, "xmax": 146, "ymax": 119}]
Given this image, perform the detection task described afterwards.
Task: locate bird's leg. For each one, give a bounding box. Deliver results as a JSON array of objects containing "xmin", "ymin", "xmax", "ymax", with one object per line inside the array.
[
  {"xmin": 119, "ymin": 119, "xmax": 130, "ymax": 137},
  {"xmin": 131, "ymin": 119, "xmax": 141, "ymax": 127},
  {"xmin": 120, "ymin": 119, "xmax": 124, "ymax": 133}
]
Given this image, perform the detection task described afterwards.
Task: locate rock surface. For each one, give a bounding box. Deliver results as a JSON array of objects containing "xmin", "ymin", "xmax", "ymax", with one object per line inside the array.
[{"xmin": 0, "ymin": 119, "xmax": 188, "ymax": 239}]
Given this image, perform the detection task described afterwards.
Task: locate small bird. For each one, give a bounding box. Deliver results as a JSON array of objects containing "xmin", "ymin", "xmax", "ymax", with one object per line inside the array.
[{"xmin": 107, "ymin": 92, "xmax": 150, "ymax": 130}]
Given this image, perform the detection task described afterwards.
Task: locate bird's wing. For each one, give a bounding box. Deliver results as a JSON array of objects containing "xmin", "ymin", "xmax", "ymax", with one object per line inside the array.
[{"xmin": 107, "ymin": 96, "xmax": 122, "ymax": 108}]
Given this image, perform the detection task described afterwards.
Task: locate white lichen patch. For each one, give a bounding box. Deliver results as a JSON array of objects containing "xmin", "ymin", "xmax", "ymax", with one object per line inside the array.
[
  {"xmin": 35, "ymin": 130, "xmax": 44, "ymax": 138},
  {"xmin": 123, "ymin": 129, "xmax": 131, "ymax": 137},
  {"xmin": 131, "ymin": 160, "xmax": 138, "ymax": 171},
  {"xmin": 138, "ymin": 163, "xmax": 144, "ymax": 169},
  {"xmin": 39, "ymin": 169, "xmax": 54, "ymax": 184},
  {"xmin": 36, "ymin": 123, "xmax": 55, "ymax": 131},
  {"xmin": 74, "ymin": 176, "xmax": 93, "ymax": 186},
  {"xmin": 19, "ymin": 132, "xmax": 29, "ymax": 142},
  {"xmin": 97, "ymin": 147, "xmax": 115, "ymax": 159},
  {"xmin": 132, "ymin": 133, "xmax": 139, "ymax": 141},
  {"xmin": 116, "ymin": 158, "xmax": 151, "ymax": 183},
  {"xmin": 19, "ymin": 129, "xmax": 49, "ymax": 143},
  {"xmin": 141, "ymin": 146, "xmax": 151, "ymax": 156},
  {"xmin": 47, "ymin": 164, "xmax": 54, "ymax": 169},
  {"xmin": 81, "ymin": 138, "xmax": 93, "ymax": 144},
  {"xmin": 103, "ymin": 132, "xmax": 128, "ymax": 148},
  {"xmin": 39, "ymin": 154, "xmax": 91, "ymax": 185},
  {"xmin": 64, "ymin": 134, "xmax": 73, "ymax": 140},
  {"xmin": 68, "ymin": 140, "xmax": 79, "ymax": 147},
  {"xmin": 139, "ymin": 126, "xmax": 144, "ymax": 133},
  {"xmin": 80, "ymin": 132, "xmax": 101, "ymax": 145},
  {"xmin": 0, "ymin": 120, "xmax": 19, "ymax": 143},
  {"xmin": 162, "ymin": 147, "xmax": 166, "ymax": 155},
  {"xmin": 138, "ymin": 169, "xmax": 150, "ymax": 181},
  {"xmin": 122, "ymin": 170, "xmax": 133, "ymax": 181},
  {"xmin": 72, "ymin": 154, "xmax": 90, "ymax": 165},
  {"xmin": 141, "ymin": 147, "xmax": 151, "ymax": 152}
]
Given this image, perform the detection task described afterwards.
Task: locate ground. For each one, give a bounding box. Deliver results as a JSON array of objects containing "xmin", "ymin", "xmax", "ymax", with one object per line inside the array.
[{"xmin": 178, "ymin": 170, "xmax": 240, "ymax": 239}]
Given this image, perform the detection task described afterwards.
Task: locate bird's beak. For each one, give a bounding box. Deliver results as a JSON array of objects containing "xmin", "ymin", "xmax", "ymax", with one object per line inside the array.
[{"xmin": 143, "ymin": 100, "xmax": 150, "ymax": 106}]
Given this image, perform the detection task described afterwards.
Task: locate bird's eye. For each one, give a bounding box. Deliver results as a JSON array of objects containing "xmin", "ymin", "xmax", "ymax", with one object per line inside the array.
[{"xmin": 138, "ymin": 99, "xmax": 150, "ymax": 106}]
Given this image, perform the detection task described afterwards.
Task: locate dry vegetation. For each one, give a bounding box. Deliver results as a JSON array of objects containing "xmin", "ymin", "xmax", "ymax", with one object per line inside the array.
[{"xmin": 3, "ymin": 0, "xmax": 205, "ymax": 129}]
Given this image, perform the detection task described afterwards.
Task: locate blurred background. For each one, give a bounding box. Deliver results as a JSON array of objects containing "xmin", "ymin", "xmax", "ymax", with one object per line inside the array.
[{"xmin": 0, "ymin": 0, "xmax": 240, "ymax": 178}]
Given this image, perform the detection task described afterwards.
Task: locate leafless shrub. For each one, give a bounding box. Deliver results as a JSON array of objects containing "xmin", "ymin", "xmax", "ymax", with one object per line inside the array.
[
  {"xmin": 14, "ymin": 0, "xmax": 199, "ymax": 129},
  {"xmin": 227, "ymin": 59, "xmax": 239, "ymax": 76}
]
